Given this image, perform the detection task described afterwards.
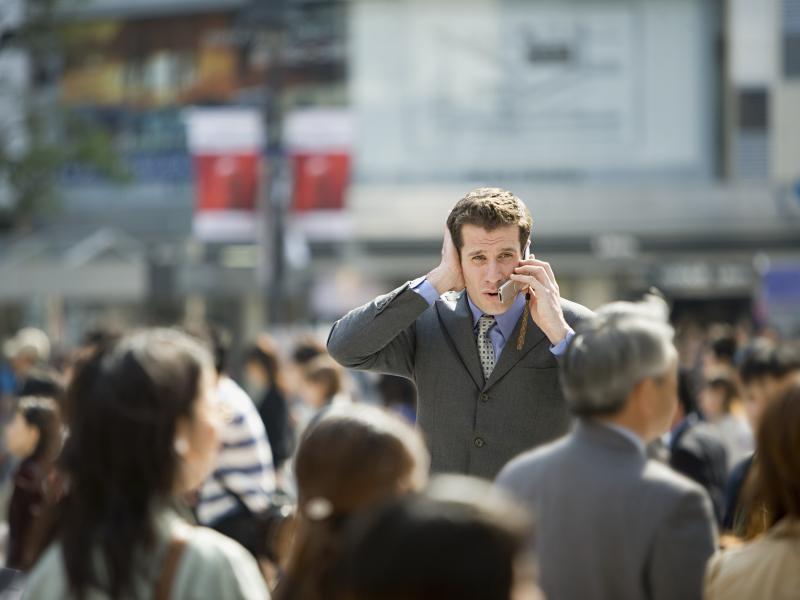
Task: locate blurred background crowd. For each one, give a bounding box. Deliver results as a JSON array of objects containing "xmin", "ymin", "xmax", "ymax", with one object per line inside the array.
[{"xmin": 0, "ymin": 0, "xmax": 799, "ymax": 598}]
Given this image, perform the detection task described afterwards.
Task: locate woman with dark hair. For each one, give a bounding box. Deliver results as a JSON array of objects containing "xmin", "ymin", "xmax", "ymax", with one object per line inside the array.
[
  {"xmin": 274, "ymin": 404, "xmax": 429, "ymax": 600},
  {"xmin": 4, "ymin": 396, "xmax": 61, "ymax": 570},
  {"xmin": 338, "ymin": 475, "xmax": 542, "ymax": 600},
  {"xmin": 243, "ymin": 340, "xmax": 294, "ymax": 472},
  {"xmin": 704, "ymin": 379, "xmax": 800, "ymax": 599},
  {"xmin": 23, "ymin": 329, "xmax": 269, "ymax": 599}
]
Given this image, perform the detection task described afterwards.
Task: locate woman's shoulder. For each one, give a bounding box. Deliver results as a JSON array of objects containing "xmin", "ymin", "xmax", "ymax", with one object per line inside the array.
[
  {"xmin": 182, "ymin": 524, "xmax": 253, "ymax": 563},
  {"xmin": 175, "ymin": 525, "xmax": 271, "ymax": 599},
  {"xmin": 705, "ymin": 523, "xmax": 800, "ymax": 599}
]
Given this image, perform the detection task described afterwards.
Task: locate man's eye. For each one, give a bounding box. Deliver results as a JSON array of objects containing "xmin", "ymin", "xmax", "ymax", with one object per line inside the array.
[{"xmin": 472, "ymin": 256, "xmax": 485, "ymax": 263}]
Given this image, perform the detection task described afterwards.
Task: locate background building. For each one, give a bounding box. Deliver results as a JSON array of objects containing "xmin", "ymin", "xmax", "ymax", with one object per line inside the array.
[{"xmin": 0, "ymin": 0, "xmax": 798, "ymax": 353}]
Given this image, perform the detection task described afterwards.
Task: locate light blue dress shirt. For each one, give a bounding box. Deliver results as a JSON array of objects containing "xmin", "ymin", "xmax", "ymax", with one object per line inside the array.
[{"xmin": 411, "ymin": 277, "xmax": 574, "ymax": 359}]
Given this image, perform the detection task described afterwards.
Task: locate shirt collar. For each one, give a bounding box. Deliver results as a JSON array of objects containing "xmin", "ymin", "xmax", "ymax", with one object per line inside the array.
[
  {"xmin": 595, "ymin": 421, "xmax": 646, "ymax": 454},
  {"xmin": 466, "ymin": 291, "xmax": 527, "ymax": 341}
]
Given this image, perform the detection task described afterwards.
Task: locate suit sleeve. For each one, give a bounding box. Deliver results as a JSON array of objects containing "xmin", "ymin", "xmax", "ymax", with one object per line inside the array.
[
  {"xmin": 647, "ymin": 487, "xmax": 718, "ymax": 600},
  {"xmin": 326, "ymin": 282, "xmax": 430, "ymax": 379}
]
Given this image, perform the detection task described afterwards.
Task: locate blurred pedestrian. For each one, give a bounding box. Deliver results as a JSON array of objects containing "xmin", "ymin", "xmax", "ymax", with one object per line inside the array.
[
  {"xmin": 3, "ymin": 328, "xmax": 52, "ymax": 398},
  {"xmin": 338, "ymin": 475, "xmax": 542, "ymax": 600},
  {"xmin": 275, "ymin": 404, "xmax": 429, "ymax": 600},
  {"xmin": 23, "ymin": 329, "xmax": 269, "ymax": 599},
  {"xmin": 668, "ymin": 370, "xmax": 728, "ymax": 524},
  {"xmin": 497, "ymin": 297, "xmax": 717, "ymax": 600},
  {"xmin": 4, "ymin": 397, "xmax": 61, "ymax": 570},
  {"xmin": 295, "ymin": 355, "xmax": 348, "ymax": 432},
  {"xmin": 699, "ymin": 374, "xmax": 753, "ymax": 470},
  {"xmin": 722, "ymin": 340, "xmax": 800, "ymax": 533},
  {"xmin": 186, "ymin": 325, "xmax": 277, "ymax": 561},
  {"xmin": 243, "ymin": 340, "xmax": 295, "ymax": 476},
  {"xmin": 702, "ymin": 324, "xmax": 738, "ymax": 378},
  {"xmin": 704, "ymin": 380, "xmax": 800, "ymax": 599}
]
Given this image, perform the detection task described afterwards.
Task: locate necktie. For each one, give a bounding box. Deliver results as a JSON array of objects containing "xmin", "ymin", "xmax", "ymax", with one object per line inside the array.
[{"xmin": 477, "ymin": 314, "xmax": 496, "ymax": 380}]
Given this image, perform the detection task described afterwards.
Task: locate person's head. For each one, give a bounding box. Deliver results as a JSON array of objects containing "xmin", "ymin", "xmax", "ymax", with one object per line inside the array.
[
  {"xmin": 561, "ymin": 296, "xmax": 678, "ymax": 442},
  {"xmin": 80, "ymin": 324, "xmax": 124, "ymax": 352},
  {"xmin": 299, "ymin": 355, "xmax": 344, "ymax": 409},
  {"xmin": 58, "ymin": 328, "xmax": 221, "ymax": 598},
  {"xmin": 4, "ymin": 327, "xmax": 50, "ymax": 377},
  {"xmin": 743, "ymin": 380, "xmax": 800, "ymax": 537},
  {"xmin": 699, "ymin": 374, "xmax": 740, "ymax": 420},
  {"xmin": 4, "ymin": 396, "xmax": 61, "ymax": 464},
  {"xmin": 292, "ymin": 336, "xmax": 327, "ymax": 366},
  {"xmin": 243, "ymin": 339, "xmax": 283, "ymax": 395},
  {"xmin": 446, "ymin": 188, "xmax": 533, "ymax": 316},
  {"xmin": 339, "ymin": 475, "xmax": 540, "ymax": 600},
  {"xmin": 737, "ymin": 340, "xmax": 800, "ymax": 431},
  {"xmin": 703, "ymin": 324, "xmax": 737, "ymax": 373},
  {"xmin": 279, "ymin": 404, "xmax": 429, "ymax": 600}
]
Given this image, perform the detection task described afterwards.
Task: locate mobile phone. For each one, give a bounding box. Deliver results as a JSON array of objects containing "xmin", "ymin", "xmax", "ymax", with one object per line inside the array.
[
  {"xmin": 498, "ymin": 279, "xmax": 520, "ymax": 306},
  {"xmin": 497, "ymin": 243, "xmax": 531, "ymax": 306}
]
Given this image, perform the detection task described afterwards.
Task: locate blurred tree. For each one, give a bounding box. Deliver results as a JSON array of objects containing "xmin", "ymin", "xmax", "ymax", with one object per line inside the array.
[{"xmin": 0, "ymin": 0, "xmax": 128, "ymax": 230}]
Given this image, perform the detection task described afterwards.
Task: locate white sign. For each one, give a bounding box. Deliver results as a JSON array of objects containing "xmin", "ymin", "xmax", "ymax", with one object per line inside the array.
[{"xmin": 352, "ymin": 0, "xmax": 708, "ymax": 178}]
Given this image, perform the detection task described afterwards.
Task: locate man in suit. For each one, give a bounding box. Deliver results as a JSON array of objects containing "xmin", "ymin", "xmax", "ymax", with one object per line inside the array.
[
  {"xmin": 668, "ymin": 370, "xmax": 729, "ymax": 525},
  {"xmin": 327, "ymin": 188, "xmax": 592, "ymax": 479},
  {"xmin": 496, "ymin": 298, "xmax": 717, "ymax": 600}
]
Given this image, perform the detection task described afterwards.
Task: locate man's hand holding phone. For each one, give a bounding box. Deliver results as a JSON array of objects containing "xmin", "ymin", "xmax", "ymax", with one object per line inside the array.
[{"xmin": 508, "ymin": 255, "xmax": 570, "ymax": 346}]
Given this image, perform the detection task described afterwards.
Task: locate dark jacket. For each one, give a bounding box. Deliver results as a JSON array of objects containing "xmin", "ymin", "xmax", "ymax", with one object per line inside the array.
[
  {"xmin": 669, "ymin": 414, "xmax": 729, "ymax": 525},
  {"xmin": 258, "ymin": 387, "xmax": 294, "ymax": 470}
]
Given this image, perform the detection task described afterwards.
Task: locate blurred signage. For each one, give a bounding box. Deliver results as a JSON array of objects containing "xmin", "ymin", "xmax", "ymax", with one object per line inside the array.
[
  {"xmin": 761, "ymin": 264, "xmax": 800, "ymax": 336},
  {"xmin": 185, "ymin": 108, "xmax": 264, "ymax": 241},
  {"xmin": 656, "ymin": 263, "xmax": 754, "ymax": 294},
  {"xmin": 284, "ymin": 108, "xmax": 352, "ymax": 213}
]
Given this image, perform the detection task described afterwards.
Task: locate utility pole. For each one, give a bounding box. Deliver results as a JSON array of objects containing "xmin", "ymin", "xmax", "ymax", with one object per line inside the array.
[{"xmin": 238, "ymin": 0, "xmax": 289, "ymax": 325}]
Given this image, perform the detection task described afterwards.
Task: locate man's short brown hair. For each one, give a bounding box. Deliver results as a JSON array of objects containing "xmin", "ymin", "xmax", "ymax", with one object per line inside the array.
[{"xmin": 446, "ymin": 188, "xmax": 532, "ymax": 254}]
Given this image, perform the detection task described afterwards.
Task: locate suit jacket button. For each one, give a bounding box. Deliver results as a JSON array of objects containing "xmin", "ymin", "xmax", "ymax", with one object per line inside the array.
[
  {"xmin": 474, "ymin": 437, "xmax": 485, "ymax": 448},
  {"xmin": 480, "ymin": 393, "xmax": 489, "ymax": 403}
]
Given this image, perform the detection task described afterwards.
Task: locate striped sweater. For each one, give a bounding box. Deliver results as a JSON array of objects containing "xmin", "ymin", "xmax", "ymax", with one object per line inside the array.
[{"xmin": 196, "ymin": 376, "xmax": 276, "ymax": 525}]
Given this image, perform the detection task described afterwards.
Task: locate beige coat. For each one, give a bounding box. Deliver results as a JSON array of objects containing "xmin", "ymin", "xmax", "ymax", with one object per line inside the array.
[{"xmin": 704, "ymin": 517, "xmax": 800, "ymax": 600}]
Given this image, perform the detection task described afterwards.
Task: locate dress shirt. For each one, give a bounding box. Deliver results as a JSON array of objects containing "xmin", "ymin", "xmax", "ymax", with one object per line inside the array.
[{"xmin": 411, "ymin": 277, "xmax": 573, "ymax": 359}]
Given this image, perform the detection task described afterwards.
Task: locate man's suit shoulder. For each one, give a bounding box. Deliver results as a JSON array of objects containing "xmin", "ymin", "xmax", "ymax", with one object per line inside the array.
[
  {"xmin": 642, "ymin": 457, "xmax": 712, "ymax": 504},
  {"xmin": 495, "ymin": 434, "xmax": 570, "ymax": 488}
]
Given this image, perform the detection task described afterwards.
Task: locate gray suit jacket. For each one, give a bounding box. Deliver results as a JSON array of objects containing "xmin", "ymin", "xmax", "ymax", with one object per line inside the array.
[
  {"xmin": 327, "ymin": 281, "xmax": 592, "ymax": 479},
  {"xmin": 496, "ymin": 420, "xmax": 718, "ymax": 600}
]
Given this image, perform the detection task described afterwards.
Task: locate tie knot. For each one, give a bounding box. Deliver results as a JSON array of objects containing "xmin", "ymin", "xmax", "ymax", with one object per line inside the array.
[{"xmin": 478, "ymin": 314, "xmax": 495, "ymax": 334}]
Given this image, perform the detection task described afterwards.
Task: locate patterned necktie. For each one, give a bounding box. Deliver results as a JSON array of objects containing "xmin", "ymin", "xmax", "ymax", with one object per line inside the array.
[{"xmin": 477, "ymin": 314, "xmax": 496, "ymax": 380}]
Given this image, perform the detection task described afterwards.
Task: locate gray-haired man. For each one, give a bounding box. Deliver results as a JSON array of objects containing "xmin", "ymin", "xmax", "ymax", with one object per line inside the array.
[{"xmin": 496, "ymin": 297, "xmax": 717, "ymax": 600}]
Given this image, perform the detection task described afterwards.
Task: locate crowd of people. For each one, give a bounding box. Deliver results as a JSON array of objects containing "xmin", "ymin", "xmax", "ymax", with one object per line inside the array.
[
  {"xmin": 0, "ymin": 310, "xmax": 795, "ymax": 599},
  {"xmin": 0, "ymin": 192, "xmax": 796, "ymax": 600}
]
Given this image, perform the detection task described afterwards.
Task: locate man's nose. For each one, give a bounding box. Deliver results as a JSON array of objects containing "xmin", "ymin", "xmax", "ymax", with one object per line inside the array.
[{"xmin": 485, "ymin": 260, "xmax": 503, "ymax": 283}]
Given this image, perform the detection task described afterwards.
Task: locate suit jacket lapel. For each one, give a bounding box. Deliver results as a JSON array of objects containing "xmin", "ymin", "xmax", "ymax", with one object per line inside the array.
[
  {"xmin": 436, "ymin": 293, "xmax": 484, "ymax": 390},
  {"xmin": 485, "ymin": 309, "xmax": 547, "ymax": 390}
]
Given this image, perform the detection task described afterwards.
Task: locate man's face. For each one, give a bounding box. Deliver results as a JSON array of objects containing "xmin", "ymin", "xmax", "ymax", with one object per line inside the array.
[{"xmin": 459, "ymin": 224, "xmax": 523, "ymax": 315}]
